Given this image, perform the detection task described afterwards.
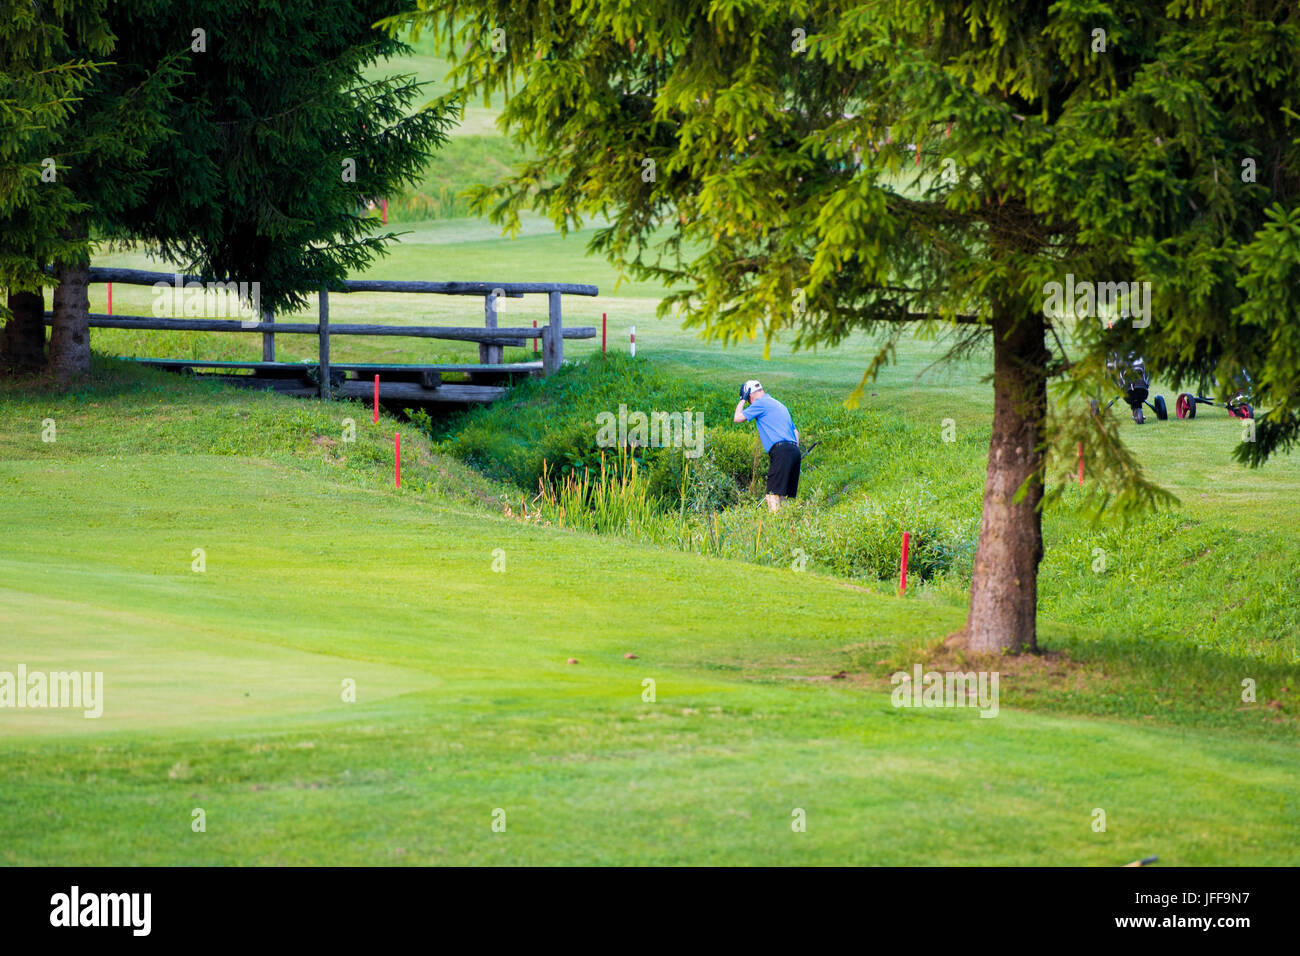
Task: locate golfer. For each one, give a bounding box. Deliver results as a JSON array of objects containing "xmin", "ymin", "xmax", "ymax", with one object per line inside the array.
[{"xmin": 733, "ymin": 379, "xmax": 800, "ymax": 512}]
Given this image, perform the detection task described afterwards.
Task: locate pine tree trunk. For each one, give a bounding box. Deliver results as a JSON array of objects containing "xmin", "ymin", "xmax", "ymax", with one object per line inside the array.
[
  {"xmin": 1, "ymin": 288, "xmax": 47, "ymax": 370},
  {"xmin": 957, "ymin": 301, "xmax": 1048, "ymax": 654},
  {"xmin": 49, "ymin": 227, "xmax": 92, "ymax": 381}
]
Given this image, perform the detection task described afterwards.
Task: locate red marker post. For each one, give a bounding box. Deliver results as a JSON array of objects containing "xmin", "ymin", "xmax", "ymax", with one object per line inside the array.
[
  {"xmin": 373, "ymin": 375, "xmax": 379, "ymax": 423},
  {"xmin": 107, "ymin": 282, "xmax": 113, "ymax": 316},
  {"xmin": 532, "ymin": 318, "xmax": 538, "ymax": 353},
  {"xmin": 899, "ymin": 531, "xmax": 911, "ymax": 596},
  {"xmin": 381, "ymin": 198, "xmax": 388, "ymax": 224},
  {"xmin": 395, "ymin": 433, "xmax": 401, "ymax": 488}
]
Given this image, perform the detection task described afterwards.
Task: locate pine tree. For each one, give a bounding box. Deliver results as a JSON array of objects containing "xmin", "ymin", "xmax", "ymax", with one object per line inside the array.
[
  {"xmin": 103, "ymin": 0, "xmax": 457, "ymax": 319},
  {"xmin": 384, "ymin": 1, "xmax": 1300, "ymax": 653},
  {"xmin": 43, "ymin": 12, "xmax": 183, "ymax": 380},
  {"xmin": 5, "ymin": 0, "xmax": 457, "ymax": 379},
  {"xmin": 0, "ymin": 0, "xmax": 111, "ymax": 371}
]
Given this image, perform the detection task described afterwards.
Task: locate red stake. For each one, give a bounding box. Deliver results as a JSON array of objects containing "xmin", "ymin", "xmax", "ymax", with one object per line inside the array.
[
  {"xmin": 373, "ymin": 374, "xmax": 379, "ymax": 423},
  {"xmin": 533, "ymin": 318, "xmax": 538, "ymax": 353},
  {"xmin": 899, "ymin": 531, "xmax": 911, "ymax": 595},
  {"xmin": 107, "ymin": 282, "xmax": 113, "ymax": 316},
  {"xmin": 1078, "ymin": 441, "xmax": 1084, "ymax": 486},
  {"xmin": 602, "ymin": 313, "xmax": 607, "ymax": 353},
  {"xmin": 381, "ymin": 198, "xmax": 388, "ymax": 224},
  {"xmin": 395, "ymin": 433, "xmax": 401, "ymax": 488}
]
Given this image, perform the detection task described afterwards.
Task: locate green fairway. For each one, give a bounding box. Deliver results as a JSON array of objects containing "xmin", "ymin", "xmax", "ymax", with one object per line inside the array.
[{"xmin": 1, "ymin": 363, "xmax": 1297, "ymax": 865}]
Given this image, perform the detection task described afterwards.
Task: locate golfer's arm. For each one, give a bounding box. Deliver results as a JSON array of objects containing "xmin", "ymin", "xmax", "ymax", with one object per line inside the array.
[{"xmin": 733, "ymin": 401, "xmax": 747, "ymax": 424}]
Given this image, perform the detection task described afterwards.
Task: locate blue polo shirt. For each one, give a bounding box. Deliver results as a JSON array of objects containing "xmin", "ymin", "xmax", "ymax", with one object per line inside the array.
[{"xmin": 743, "ymin": 395, "xmax": 797, "ymax": 452}]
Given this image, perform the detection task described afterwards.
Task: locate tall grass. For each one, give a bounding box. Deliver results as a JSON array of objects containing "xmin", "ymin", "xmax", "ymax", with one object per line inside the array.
[
  {"xmin": 529, "ymin": 444, "xmax": 967, "ymax": 590},
  {"xmin": 538, "ymin": 449, "xmax": 660, "ymax": 535}
]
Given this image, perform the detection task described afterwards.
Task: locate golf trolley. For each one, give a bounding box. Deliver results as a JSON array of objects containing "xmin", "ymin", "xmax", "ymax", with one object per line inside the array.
[
  {"xmin": 1092, "ymin": 351, "xmax": 1166, "ymax": 424},
  {"xmin": 1174, "ymin": 369, "xmax": 1254, "ymax": 420}
]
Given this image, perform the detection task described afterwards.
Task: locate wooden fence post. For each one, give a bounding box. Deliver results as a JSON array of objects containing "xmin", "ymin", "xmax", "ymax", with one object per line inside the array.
[
  {"xmin": 543, "ymin": 291, "xmax": 563, "ymax": 375},
  {"xmin": 481, "ymin": 291, "xmax": 503, "ymax": 365},
  {"xmin": 262, "ymin": 308, "xmax": 275, "ymax": 362},
  {"xmin": 318, "ymin": 287, "xmax": 330, "ymax": 399}
]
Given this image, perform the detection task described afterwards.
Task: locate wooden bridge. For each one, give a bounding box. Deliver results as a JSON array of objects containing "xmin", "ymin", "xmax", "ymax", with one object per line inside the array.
[{"xmin": 54, "ymin": 267, "xmax": 600, "ymax": 404}]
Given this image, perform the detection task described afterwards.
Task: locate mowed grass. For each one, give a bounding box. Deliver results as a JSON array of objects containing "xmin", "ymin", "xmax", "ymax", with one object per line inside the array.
[
  {"xmin": 1, "ymin": 366, "xmax": 1298, "ymax": 865},
  {"xmin": 6, "ymin": 31, "xmax": 1296, "ymax": 865}
]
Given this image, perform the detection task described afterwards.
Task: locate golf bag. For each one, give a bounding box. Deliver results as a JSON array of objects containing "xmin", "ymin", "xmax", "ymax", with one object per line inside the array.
[
  {"xmin": 1228, "ymin": 370, "xmax": 1254, "ymax": 418},
  {"xmin": 1106, "ymin": 351, "xmax": 1165, "ymax": 424}
]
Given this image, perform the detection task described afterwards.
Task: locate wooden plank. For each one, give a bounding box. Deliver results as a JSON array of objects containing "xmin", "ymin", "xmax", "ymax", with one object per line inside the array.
[
  {"xmin": 543, "ymin": 290, "xmax": 563, "ymax": 376},
  {"xmin": 122, "ymin": 360, "xmax": 309, "ymax": 379},
  {"xmin": 467, "ymin": 367, "xmax": 534, "ymax": 385},
  {"xmin": 333, "ymin": 361, "xmax": 542, "ymax": 373},
  {"xmin": 207, "ymin": 375, "xmax": 314, "ymax": 394},
  {"xmin": 262, "ymin": 309, "xmax": 275, "ymax": 362},
  {"xmin": 413, "ymin": 382, "xmax": 507, "ymax": 403},
  {"xmin": 123, "ymin": 358, "xmax": 312, "ymax": 370},
  {"xmin": 338, "ymin": 279, "xmax": 597, "ymax": 297},
  {"xmin": 318, "ymin": 288, "xmax": 330, "ymax": 399},
  {"xmin": 481, "ymin": 291, "xmax": 503, "ymax": 365},
  {"xmin": 66, "ymin": 314, "xmax": 594, "ymax": 343},
  {"xmin": 335, "ymin": 380, "xmax": 506, "ymax": 403},
  {"xmin": 121, "ymin": 357, "xmax": 544, "ymax": 374},
  {"xmin": 85, "ymin": 268, "xmax": 226, "ymax": 287},
  {"xmin": 324, "ymin": 324, "xmax": 530, "ymax": 342},
  {"xmin": 324, "ymin": 323, "xmax": 595, "ymax": 342},
  {"xmin": 47, "ymin": 314, "xmax": 318, "ymax": 333},
  {"xmin": 185, "ymin": 374, "xmax": 503, "ymax": 403}
]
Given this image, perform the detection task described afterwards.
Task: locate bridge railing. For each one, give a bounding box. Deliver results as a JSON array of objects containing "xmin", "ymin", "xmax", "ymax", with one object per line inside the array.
[{"xmin": 44, "ymin": 267, "xmax": 600, "ymax": 401}]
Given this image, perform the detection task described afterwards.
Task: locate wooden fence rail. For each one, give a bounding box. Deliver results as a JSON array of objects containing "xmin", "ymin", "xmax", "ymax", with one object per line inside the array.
[{"xmin": 42, "ymin": 267, "xmax": 600, "ymax": 403}]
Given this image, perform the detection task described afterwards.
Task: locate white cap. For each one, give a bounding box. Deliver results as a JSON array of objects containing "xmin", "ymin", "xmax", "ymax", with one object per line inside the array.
[{"xmin": 741, "ymin": 379, "xmax": 762, "ymax": 401}]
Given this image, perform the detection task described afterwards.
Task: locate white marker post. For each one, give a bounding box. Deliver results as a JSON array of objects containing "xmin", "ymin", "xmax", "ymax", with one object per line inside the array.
[{"xmin": 630, "ymin": 325, "xmax": 636, "ymax": 357}]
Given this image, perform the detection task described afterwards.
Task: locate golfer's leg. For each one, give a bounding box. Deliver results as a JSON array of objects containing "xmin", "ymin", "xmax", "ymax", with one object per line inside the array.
[{"xmin": 765, "ymin": 446, "xmax": 791, "ymax": 512}]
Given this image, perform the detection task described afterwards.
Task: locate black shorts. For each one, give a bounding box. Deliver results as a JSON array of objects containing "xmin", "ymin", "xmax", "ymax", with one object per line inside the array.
[{"xmin": 766, "ymin": 441, "xmax": 801, "ymax": 497}]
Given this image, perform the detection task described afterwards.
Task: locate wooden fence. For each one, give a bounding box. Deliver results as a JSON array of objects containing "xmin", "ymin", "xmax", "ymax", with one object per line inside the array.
[{"xmin": 44, "ymin": 267, "xmax": 600, "ymax": 403}]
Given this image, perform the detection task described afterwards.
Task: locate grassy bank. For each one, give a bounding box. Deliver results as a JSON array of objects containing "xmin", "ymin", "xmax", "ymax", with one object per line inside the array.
[{"xmin": 430, "ymin": 353, "xmax": 1300, "ymax": 672}]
